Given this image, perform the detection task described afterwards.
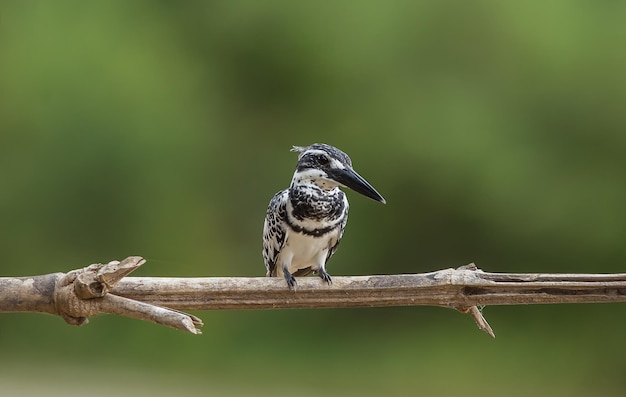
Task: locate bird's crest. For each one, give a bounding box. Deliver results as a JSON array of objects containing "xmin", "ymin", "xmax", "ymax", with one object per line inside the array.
[
  {"xmin": 290, "ymin": 145, "xmax": 307, "ymax": 159},
  {"xmin": 291, "ymin": 143, "xmax": 352, "ymax": 167}
]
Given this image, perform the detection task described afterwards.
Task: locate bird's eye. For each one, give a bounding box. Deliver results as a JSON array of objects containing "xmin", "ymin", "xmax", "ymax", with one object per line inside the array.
[{"xmin": 316, "ymin": 155, "xmax": 329, "ymax": 165}]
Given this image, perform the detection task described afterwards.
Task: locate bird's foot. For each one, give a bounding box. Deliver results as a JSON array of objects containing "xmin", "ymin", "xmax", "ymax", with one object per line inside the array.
[
  {"xmin": 284, "ymin": 271, "xmax": 297, "ymax": 291},
  {"xmin": 318, "ymin": 269, "xmax": 333, "ymax": 285}
]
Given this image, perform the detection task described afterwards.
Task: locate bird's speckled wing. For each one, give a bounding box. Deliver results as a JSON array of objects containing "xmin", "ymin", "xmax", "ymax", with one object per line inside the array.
[
  {"xmin": 262, "ymin": 189, "xmax": 289, "ymax": 277},
  {"xmin": 325, "ymin": 201, "xmax": 348, "ymax": 264}
]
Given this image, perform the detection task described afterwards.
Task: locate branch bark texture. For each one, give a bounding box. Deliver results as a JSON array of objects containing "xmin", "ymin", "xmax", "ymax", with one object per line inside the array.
[{"xmin": 113, "ymin": 267, "xmax": 626, "ymax": 310}]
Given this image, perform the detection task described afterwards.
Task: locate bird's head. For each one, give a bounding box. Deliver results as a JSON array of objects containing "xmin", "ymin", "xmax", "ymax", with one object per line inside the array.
[{"xmin": 291, "ymin": 143, "xmax": 386, "ymax": 204}]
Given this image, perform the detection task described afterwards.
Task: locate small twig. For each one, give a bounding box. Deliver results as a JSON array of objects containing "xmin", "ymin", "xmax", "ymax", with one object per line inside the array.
[
  {"xmin": 98, "ymin": 294, "xmax": 203, "ymax": 334},
  {"xmin": 455, "ymin": 306, "xmax": 495, "ymax": 338}
]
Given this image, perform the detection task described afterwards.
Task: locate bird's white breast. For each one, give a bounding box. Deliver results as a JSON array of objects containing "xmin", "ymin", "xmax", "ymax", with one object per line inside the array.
[{"xmin": 276, "ymin": 228, "xmax": 340, "ymax": 276}]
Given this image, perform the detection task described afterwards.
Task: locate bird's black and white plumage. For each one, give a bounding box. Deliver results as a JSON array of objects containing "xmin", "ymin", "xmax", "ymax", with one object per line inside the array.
[{"xmin": 263, "ymin": 143, "xmax": 385, "ymax": 290}]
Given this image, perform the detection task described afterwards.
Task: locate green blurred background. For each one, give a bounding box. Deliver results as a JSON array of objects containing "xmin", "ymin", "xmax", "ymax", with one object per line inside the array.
[{"xmin": 1, "ymin": 1, "xmax": 626, "ymax": 396}]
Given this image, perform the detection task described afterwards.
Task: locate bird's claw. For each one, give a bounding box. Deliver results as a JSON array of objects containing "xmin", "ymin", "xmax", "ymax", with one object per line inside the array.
[
  {"xmin": 319, "ymin": 270, "xmax": 333, "ymax": 285},
  {"xmin": 284, "ymin": 272, "xmax": 297, "ymax": 291}
]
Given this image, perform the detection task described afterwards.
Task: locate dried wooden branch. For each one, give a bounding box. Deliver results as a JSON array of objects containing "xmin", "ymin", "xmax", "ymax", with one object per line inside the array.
[
  {"xmin": 0, "ymin": 256, "xmax": 202, "ymax": 334},
  {"xmin": 2, "ymin": 256, "xmax": 626, "ymax": 337}
]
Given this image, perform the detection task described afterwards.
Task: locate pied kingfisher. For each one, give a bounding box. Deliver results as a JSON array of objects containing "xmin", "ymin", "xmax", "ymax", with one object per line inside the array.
[{"xmin": 263, "ymin": 143, "xmax": 385, "ymax": 290}]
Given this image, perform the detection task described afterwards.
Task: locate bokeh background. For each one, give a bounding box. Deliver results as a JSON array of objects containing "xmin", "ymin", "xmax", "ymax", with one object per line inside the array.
[{"xmin": 2, "ymin": 1, "xmax": 626, "ymax": 396}]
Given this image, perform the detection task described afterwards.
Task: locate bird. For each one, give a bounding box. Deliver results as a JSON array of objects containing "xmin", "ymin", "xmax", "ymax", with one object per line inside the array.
[{"xmin": 262, "ymin": 143, "xmax": 386, "ymax": 290}]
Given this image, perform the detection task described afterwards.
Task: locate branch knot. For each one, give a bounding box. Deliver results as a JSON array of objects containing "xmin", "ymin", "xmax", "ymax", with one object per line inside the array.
[{"xmin": 51, "ymin": 256, "xmax": 202, "ymax": 334}]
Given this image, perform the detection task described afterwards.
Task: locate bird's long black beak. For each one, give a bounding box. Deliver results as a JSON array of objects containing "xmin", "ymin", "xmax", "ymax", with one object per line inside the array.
[{"xmin": 327, "ymin": 167, "xmax": 386, "ymax": 204}]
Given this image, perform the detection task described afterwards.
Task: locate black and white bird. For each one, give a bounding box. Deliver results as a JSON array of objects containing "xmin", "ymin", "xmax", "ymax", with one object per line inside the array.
[{"xmin": 263, "ymin": 143, "xmax": 385, "ymax": 290}]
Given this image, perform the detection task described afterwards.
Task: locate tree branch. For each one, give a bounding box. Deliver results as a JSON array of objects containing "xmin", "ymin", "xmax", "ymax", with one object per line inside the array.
[
  {"xmin": 0, "ymin": 257, "xmax": 202, "ymax": 334},
  {"xmin": 2, "ymin": 256, "xmax": 626, "ymax": 337}
]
